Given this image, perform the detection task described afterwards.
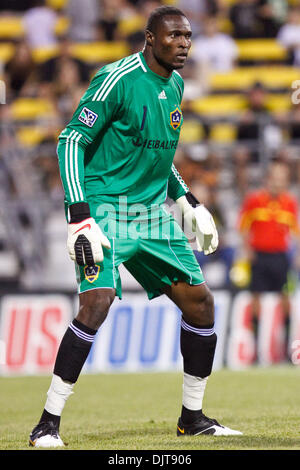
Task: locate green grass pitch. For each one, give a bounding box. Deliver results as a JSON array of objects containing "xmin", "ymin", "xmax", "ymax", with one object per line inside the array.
[{"xmin": 0, "ymin": 366, "xmax": 299, "ymax": 450}]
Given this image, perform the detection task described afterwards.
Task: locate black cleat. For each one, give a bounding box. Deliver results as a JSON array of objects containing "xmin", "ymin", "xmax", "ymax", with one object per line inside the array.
[
  {"xmin": 29, "ymin": 421, "xmax": 65, "ymax": 448},
  {"xmin": 177, "ymin": 413, "xmax": 242, "ymax": 436}
]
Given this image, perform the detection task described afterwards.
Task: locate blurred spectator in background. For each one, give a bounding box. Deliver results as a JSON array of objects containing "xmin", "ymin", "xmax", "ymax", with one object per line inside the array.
[
  {"xmin": 238, "ymin": 160, "xmax": 300, "ymax": 359},
  {"xmin": 276, "ymin": 99, "xmax": 300, "ymax": 146},
  {"xmin": 277, "ymin": 6, "xmax": 300, "ymax": 66},
  {"xmin": 98, "ymin": 0, "xmax": 120, "ymax": 41},
  {"xmin": 287, "ymin": 101, "xmax": 300, "ymax": 143},
  {"xmin": 122, "ymin": 2, "xmax": 163, "ymax": 54},
  {"xmin": 275, "ymin": 100, "xmax": 300, "ymax": 186},
  {"xmin": 236, "ymin": 81, "xmax": 269, "ymax": 150},
  {"xmin": 39, "ymin": 37, "xmax": 90, "ymax": 100},
  {"xmin": 0, "ymin": 105, "xmax": 15, "ymax": 150},
  {"xmin": 177, "ymin": 147, "xmax": 222, "ymax": 190},
  {"xmin": 178, "ymin": 0, "xmax": 220, "ymax": 37},
  {"xmin": 230, "ymin": 0, "xmax": 261, "ymax": 39},
  {"xmin": 127, "ymin": 30, "xmax": 145, "ymax": 53},
  {"xmin": 4, "ymin": 40, "xmax": 37, "ymax": 100},
  {"xmin": 23, "ymin": 0, "xmax": 58, "ymax": 49},
  {"xmin": 34, "ymin": 139, "xmax": 64, "ymax": 206},
  {"xmin": 138, "ymin": 0, "xmax": 163, "ymax": 25},
  {"xmin": 191, "ymin": 180, "xmax": 234, "ymax": 289},
  {"xmin": 257, "ymin": 0, "xmax": 287, "ymax": 38},
  {"xmin": 191, "ymin": 14, "xmax": 238, "ymax": 91},
  {"xmin": 185, "ymin": 14, "xmax": 238, "ymax": 95},
  {"xmin": 67, "ymin": 0, "xmax": 100, "ymax": 42},
  {"xmin": 97, "ymin": 0, "xmax": 141, "ymax": 42},
  {"xmin": 48, "ymin": 58, "xmax": 86, "ymax": 122},
  {"xmin": 232, "ymin": 82, "xmax": 271, "ymax": 194}
]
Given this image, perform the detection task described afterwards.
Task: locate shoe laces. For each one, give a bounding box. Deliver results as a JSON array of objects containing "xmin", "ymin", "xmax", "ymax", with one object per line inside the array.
[
  {"xmin": 200, "ymin": 413, "xmax": 221, "ymax": 427},
  {"xmin": 34, "ymin": 421, "xmax": 60, "ymax": 439}
]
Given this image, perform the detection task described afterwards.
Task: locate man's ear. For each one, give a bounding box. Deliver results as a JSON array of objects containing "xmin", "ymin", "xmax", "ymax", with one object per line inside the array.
[{"xmin": 145, "ymin": 29, "xmax": 154, "ymax": 47}]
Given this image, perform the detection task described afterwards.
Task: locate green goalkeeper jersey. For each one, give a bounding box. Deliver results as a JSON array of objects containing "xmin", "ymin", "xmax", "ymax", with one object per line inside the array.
[{"xmin": 57, "ymin": 51, "xmax": 189, "ymax": 217}]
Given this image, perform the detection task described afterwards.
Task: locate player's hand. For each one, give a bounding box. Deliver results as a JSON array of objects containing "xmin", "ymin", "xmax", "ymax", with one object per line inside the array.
[
  {"xmin": 191, "ymin": 204, "xmax": 219, "ymax": 254},
  {"xmin": 67, "ymin": 217, "xmax": 111, "ymax": 266},
  {"xmin": 176, "ymin": 195, "xmax": 219, "ymax": 255}
]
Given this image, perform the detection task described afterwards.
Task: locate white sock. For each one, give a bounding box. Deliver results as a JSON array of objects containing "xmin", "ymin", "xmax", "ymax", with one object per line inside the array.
[
  {"xmin": 44, "ymin": 374, "xmax": 74, "ymax": 416},
  {"xmin": 182, "ymin": 372, "xmax": 208, "ymax": 410}
]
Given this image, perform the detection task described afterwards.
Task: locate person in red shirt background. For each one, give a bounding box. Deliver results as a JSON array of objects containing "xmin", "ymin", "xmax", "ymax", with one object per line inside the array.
[{"xmin": 239, "ymin": 160, "xmax": 300, "ymax": 357}]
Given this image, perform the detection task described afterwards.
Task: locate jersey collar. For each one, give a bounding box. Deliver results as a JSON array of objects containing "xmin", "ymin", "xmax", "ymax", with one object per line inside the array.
[{"xmin": 138, "ymin": 51, "xmax": 172, "ymax": 84}]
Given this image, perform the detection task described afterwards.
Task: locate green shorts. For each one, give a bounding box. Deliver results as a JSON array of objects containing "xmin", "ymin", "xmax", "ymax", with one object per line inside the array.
[{"xmin": 75, "ymin": 206, "xmax": 205, "ymax": 300}]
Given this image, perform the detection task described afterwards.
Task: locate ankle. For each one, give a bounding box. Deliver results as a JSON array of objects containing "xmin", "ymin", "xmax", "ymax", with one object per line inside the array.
[
  {"xmin": 181, "ymin": 405, "xmax": 203, "ymax": 425},
  {"xmin": 39, "ymin": 408, "xmax": 61, "ymax": 428}
]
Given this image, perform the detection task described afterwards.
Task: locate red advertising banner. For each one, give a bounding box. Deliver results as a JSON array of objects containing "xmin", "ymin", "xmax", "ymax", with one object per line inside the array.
[{"xmin": 0, "ymin": 295, "xmax": 72, "ymax": 375}]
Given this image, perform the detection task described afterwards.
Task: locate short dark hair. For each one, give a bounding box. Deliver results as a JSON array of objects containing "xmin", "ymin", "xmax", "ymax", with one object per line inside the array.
[{"xmin": 146, "ymin": 6, "xmax": 187, "ymax": 34}]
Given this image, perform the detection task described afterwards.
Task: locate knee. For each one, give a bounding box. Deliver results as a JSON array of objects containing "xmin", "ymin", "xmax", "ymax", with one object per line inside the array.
[
  {"xmin": 183, "ymin": 288, "xmax": 215, "ymax": 326},
  {"xmin": 77, "ymin": 289, "xmax": 115, "ymax": 330}
]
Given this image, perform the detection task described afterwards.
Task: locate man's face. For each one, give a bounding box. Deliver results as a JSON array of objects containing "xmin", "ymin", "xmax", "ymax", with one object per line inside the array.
[
  {"xmin": 148, "ymin": 15, "xmax": 192, "ymax": 71},
  {"xmin": 266, "ymin": 164, "xmax": 289, "ymax": 196},
  {"xmin": 203, "ymin": 17, "xmax": 218, "ymax": 37},
  {"xmin": 249, "ymin": 88, "xmax": 266, "ymax": 109}
]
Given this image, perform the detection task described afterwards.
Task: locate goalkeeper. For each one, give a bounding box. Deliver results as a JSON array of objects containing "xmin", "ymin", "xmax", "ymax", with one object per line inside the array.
[{"xmin": 29, "ymin": 6, "xmax": 241, "ymax": 447}]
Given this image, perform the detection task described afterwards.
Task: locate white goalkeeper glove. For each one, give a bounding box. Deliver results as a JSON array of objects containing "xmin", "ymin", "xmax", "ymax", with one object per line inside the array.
[
  {"xmin": 176, "ymin": 194, "xmax": 219, "ymax": 255},
  {"xmin": 67, "ymin": 203, "xmax": 110, "ymax": 266}
]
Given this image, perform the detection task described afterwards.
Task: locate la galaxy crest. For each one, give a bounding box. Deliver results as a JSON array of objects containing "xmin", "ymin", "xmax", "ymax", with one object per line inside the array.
[
  {"xmin": 170, "ymin": 107, "xmax": 182, "ymax": 130},
  {"xmin": 84, "ymin": 264, "xmax": 100, "ymax": 283}
]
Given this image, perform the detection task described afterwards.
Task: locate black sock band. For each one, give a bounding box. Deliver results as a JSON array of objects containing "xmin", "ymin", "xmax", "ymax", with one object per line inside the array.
[
  {"xmin": 181, "ymin": 405, "xmax": 203, "ymax": 425},
  {"xmin": 53, "ymin": 320, "xmax": 96, "ymax": 383},
  {"xmin": 180, "ymin": 318, "xmax": 217, "ymax": 378},
  {"xmin": 39, "ymin": 409, "xmax": 61, "ymax": 427},
  {"xmin": 181, "ymin": 317, "xmax": 215, "ymax": 336},
  {"xmin": 71, "ymin": 318, "xmax": 97, "ymax": 337}
]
